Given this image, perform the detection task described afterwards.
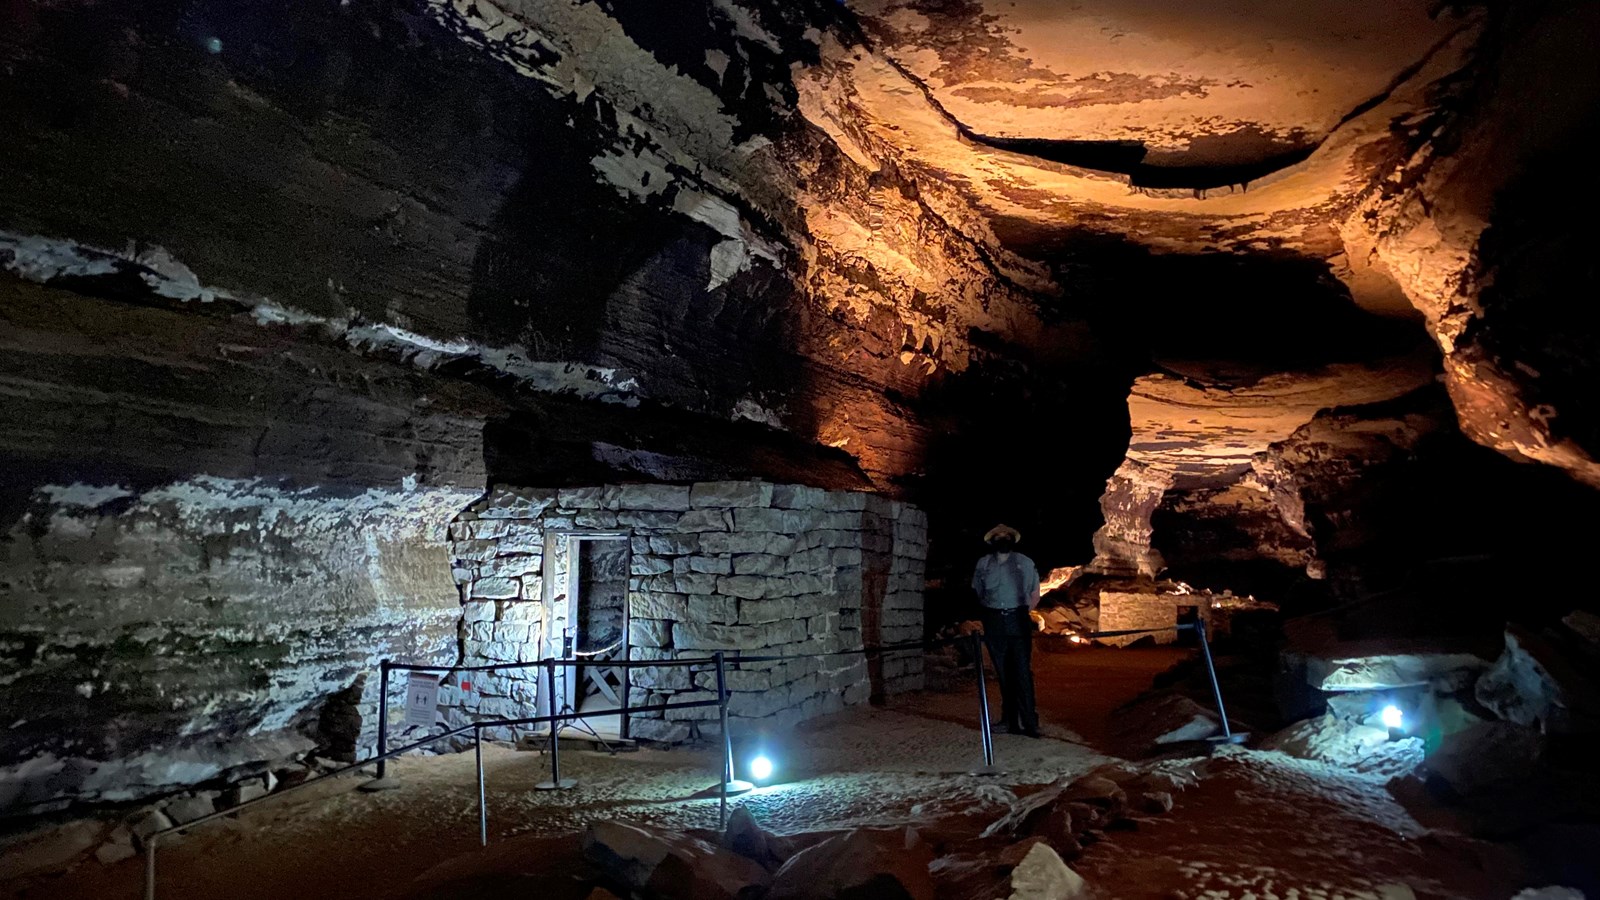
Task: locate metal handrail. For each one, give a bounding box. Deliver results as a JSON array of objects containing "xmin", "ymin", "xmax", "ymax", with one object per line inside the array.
[{"xmin": 143, "ymin": 660, "xmax": 738, "ymax": 900}]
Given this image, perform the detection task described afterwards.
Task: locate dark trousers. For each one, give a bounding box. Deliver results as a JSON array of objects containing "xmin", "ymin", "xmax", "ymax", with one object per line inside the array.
[{"xmin": 981, "ymin": 608, "xmax": 1038, "ymax": 733}]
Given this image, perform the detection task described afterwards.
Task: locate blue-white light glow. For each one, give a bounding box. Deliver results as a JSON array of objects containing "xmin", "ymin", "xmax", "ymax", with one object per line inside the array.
[
  {"xmin": 1380, "ymin": 704, "xmax": 1404, "ymax": 730},
  {"xmin": 749, "ymin": 755, "xmax": 774, "ymax": 781}
]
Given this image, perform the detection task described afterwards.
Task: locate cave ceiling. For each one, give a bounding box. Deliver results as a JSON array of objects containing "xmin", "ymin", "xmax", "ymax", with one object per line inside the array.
[{"xmin": 809, "ymin": 0, "xmax": 1480, "ymax": 313}]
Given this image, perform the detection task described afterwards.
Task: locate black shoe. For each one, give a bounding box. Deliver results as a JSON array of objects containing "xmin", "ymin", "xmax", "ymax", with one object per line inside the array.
[{"xmin": 1018, "ymin": 728, "xmax": 1041, "ymax": 739}]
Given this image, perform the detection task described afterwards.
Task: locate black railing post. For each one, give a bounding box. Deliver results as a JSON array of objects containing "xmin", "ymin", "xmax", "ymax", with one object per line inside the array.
[
  {"xmin": 536, "ymin": 658, "xmax": 575, "ymax": 789},
  {"xmin": 376, "ymin": 659, "xmax": 391, "ymax": 779},
  {"xmin": 715, "ymin": 651, "xmax": 731, "ymax": 829},
  {"xmin": 620, "ymin": 641, "xmax": 632, "ymax": 741},
  {"xmin": 475, "ymin": 724, "xmax": 487, "ymax": 846},
  {"xmin": 971, "ymin": 632, "xmax": 995, "ymax": 769},
  {"xmin": 1195, "ymin": 620, "xmax": 1232, "ymax": 739}
]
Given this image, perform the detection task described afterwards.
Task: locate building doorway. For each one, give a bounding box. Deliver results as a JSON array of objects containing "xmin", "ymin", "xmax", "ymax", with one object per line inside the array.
[
  {"xmin": 560, "ymin": 531, "xmax": 627, "ymax": 736},
  {"xmin": 1175, "ymin": 605, "xmax": 1201, "ymax": 647}
]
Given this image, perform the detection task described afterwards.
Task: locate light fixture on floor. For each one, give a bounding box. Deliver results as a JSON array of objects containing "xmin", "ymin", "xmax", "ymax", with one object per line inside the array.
[
  {"xmin": 749, "ymin": 754, "xmax": 774, "ymax": 782},
  {"xmin": 1380, "ymin": 704, "xmax": 1404, "ymax": 731}
]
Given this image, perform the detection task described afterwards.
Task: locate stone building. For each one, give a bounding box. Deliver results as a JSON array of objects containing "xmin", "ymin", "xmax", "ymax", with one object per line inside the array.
[{"xmin": 438, "ymin": 481, "xmax": 927, "ymax": 744}]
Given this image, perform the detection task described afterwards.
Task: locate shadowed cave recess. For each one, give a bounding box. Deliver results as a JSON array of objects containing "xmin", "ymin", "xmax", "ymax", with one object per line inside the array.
[{"xmin": 2, "ymin": 0, "xmax": 1599, "ymax": 896}]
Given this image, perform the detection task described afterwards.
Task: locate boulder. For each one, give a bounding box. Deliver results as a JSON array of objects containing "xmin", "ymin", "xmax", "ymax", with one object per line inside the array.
[
  {"xmin": 1476, "ymin": 626, "xmax": 1600, "ymax": 734},
  {"xmin": 980, "ymin": 783, "xmax": 1077, "ymax": 848},
  {"xmin": 766, "ymin": 827, "xmax": 934, "ymax": 900},
  {"xmin": 1424, "ymin": 720, "xmax": 1544, "ymax": 796},
  {"xmin": 162, "ymin": 791, "xmax": 220, "ymax": 825},
  {"xmin": 721, "ymin": 807, "xmax": 790, "ymax": 871},
  {"xmin": 1108, "ymin": 691, "xmax": 1222, "ymax": 756},
  {"xmin": 126, "ymin": 808, "xmax": 174, "ymax": 845},
  {"xmin": 1005, "ymin": 842, "xmax": 1088, "ymax": 900},
  {"xmin": 582, "ymin": 820, "xmax": 770, "ymax": 900},
  {"xmin": 1261, "ymin": 714, "xmax": 1424, "ymax": 779}
]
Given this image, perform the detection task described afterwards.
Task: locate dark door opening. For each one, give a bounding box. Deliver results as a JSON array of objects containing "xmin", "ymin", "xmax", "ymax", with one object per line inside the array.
[
  {"xmin": 563, "ymin": 535, "xmax": 630, "ymax": 736},
  {"xmin": 1176, "ymin": 605, "xmax": 1201, "ymax": 647}
]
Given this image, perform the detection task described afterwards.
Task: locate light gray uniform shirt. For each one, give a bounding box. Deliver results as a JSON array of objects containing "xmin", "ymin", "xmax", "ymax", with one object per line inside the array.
[{"xmin": 972, "ymin": 552, "xmax": 1040, "ymax": 610}]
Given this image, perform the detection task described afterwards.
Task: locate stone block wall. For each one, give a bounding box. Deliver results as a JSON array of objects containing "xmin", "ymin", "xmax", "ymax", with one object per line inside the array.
[
  {"xmin": 441, "ymin": 481, "xmax": 928, "ymax": 742},
  {"xmin": 1096, "ymin": 592, "xmax": 1213, "ymax": 648}
]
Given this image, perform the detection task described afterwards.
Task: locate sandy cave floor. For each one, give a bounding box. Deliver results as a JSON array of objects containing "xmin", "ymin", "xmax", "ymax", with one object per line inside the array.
[{"xmin": 5, "ymin": 647, "xmax": 1526, "ymax": 900}]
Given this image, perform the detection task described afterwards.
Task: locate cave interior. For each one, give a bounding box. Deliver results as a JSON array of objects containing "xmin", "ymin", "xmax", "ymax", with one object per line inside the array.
[{"xmin": 2, "ymin": 0, "xmax": 1599, "ymax": 896}]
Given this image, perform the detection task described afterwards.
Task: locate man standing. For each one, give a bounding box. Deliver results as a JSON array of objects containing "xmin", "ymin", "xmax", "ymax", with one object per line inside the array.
[{"xmin": 972, "ymin": 524, "xmax": 1041, "ymax": 737}]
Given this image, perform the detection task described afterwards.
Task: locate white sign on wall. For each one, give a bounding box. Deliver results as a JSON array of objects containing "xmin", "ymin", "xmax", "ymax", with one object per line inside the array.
[{"xmin": 404, "ymin": 672, "xmax": 440, "ymax": 728}]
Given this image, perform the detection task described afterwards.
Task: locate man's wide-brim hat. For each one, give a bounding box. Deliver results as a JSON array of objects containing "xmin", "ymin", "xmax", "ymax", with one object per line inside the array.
[{"xmin": 984, "ymin": 524, "xmax": 1022, "ymax": 545}]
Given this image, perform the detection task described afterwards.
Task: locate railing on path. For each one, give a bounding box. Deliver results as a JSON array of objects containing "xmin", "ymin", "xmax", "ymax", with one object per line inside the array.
[{"xmin": 142, "ymin": 621, "xmax": 1233, "ymax": 899}]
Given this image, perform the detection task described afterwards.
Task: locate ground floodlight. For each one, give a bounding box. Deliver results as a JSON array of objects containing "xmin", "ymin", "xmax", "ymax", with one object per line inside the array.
[
  {"xmin": 1380, "ymin": 704, "xmax": 1404, "ymax": 730},
  {"xmin": 749, "ymin": 754, "xmax": 774, "ymax": 782}
]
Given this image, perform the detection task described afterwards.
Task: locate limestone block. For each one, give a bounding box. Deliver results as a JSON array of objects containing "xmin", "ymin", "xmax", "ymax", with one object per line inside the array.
[
  {"xmin": 462, "ymin": 600, "xmax": 497, "ymax": 624},
  {"xmin": 690, "ymin": 481, "xmax": 773, "ymax": 508},
  {"xmin": 821, "ymin": 512, "xmax": 864, "ymax": 530},
  {"xmin": 631, "ymin": 591, "xmax": 690, "ymax": 620},
  {"xmin": 688, "ymin": 555, "xmax": 733, "ymax": 575},
  {"xmin": 630, "ymin": 647, "xmax": 674, "ymax": 661},
  {"xmin": 649, "ymin": 535, "xmax": 700, "ymax": 555},
  {"xmin": 823, "ymin": 530, "xmax": 857, "ymax": 548},
  {"xmin": 459, "ymin": 518, "xmax": 511, "ymax": 540},
  {"xmin": 787, "ymin": 573, "xmax": 832, "ymax": 596},
  {"xmin": 479, "ymin": 487, "xmax": 557, "ymax": 519},
  {"xmin": 519, "ymin": 578, "xmax": 543, "ymax": 601},
  {"xmin": 635, "ymin": 574, "xmax": 676, "ymax": 593},
  {"xmin": 717, "ymin": 575, "xmax": 774, "ymax": 600},
  {"xmin": 558, "ymin": 486, "xmax": 609, "ymax": 509},
  {"xmin": 575, "ymin": 511, "xmax": 620, "ymax": 529},
  {"xmin": 738, "ymin": 598, "xmax": 797, "ymax": 625},
  {"xmin": 478, "ymin": 554, "xmax": 538, "ymax": 579},
  {"xmin": 634, "ymin": 665, "xmax": 693, "ymax": 691},
  {"xmin": 771, "ymin": 484, "xmax": 827, "ymax": 509},
  {"xmin": 766, "ymin": 618, "xmax": 808, "ymax": 645},
  {"xmin": 162, "ymin": 792, "xmax": 219, "ymax": 825},
  {"xmin": 472, "ymin": 577, "xmax": 521, "ymax": 600},
  {"xmin": 665, "ymin": 702, "xmax": 719, "ymax": 722},
  {"xmin": 618, "ymin": 510, "xmax": 681, "ymax": 528},
  {"xmin": 785, "ymin": 547, "xmax": 832, "ymax": 574},
  {"xmin": 729, "ymin": 690, "xmax": 788, "ymax": 718},
  {"xmin": 630, "ymin": 619, "xmax": 673, "ymax": 649},
  {"xmin": 497, "ymin": 529, "xmax": 545, "ymax": 555},
  {"xmin": 677, "ymin": 509, "xmax": 732, "ymax": 532},
  {"xmin": 674, "ymin": 572, "xmax": 720, "ymax": 594},
  {"xmin": 701, "ymin": 532, "xmax": 794, "ymax": 555},
  {"xmin": 493, "ymin": 622, "xmax": 531, "ymax": 642},
  {"xmin": 729, "ymin": 554, "xmax": 782, "ymax": 576},
  {"xmin": 674, "ymin": 622, "xmax": 747, "ymax": 650},
  {"xmin": 455, "ymin": 539, "xmax": 498, "ymax": 562},
  {"xmin": 631, "ymin": 555, "xmax": 672, "ymax": 576},
  {"xmin": 617, "ymin": 484, "xmax": 692, "ymax": 511},
  {"xmin": 830, "ymin": 548, "xmax": 863, "ymax": 567},
  {"xmin": 628, "ymin": 719, "xmax": 692, "ymax": 743},
  {"xmin": 690, "ymin": 593, "xmax": 739, "ymax": 624},
  {"xmin": 500, "ymin": 598, "xmax": 542, "ymax": 621}
]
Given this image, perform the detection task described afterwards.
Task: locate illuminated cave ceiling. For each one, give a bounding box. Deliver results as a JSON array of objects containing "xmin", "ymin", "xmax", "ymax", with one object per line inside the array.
[{"xmin": 812, "ymin": 0, "xmax": 1477, "ymax": 309}]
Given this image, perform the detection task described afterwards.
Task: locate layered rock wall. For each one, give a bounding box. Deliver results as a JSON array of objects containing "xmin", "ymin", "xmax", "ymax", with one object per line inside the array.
[{"xmin": 0, "ymin": 479, "xmax": 477, "ymax": 815}]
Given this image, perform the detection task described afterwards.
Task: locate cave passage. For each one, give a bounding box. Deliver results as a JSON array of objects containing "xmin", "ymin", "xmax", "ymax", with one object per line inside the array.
[{"xmin": 1, "ymin": 0, "xmax": 1598, "ymax": 898}]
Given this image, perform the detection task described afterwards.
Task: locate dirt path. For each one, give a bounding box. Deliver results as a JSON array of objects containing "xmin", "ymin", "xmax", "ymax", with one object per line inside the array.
[{"xmin": 4, "ymin": 644, "xmax": 1526, "ymax": 900}]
